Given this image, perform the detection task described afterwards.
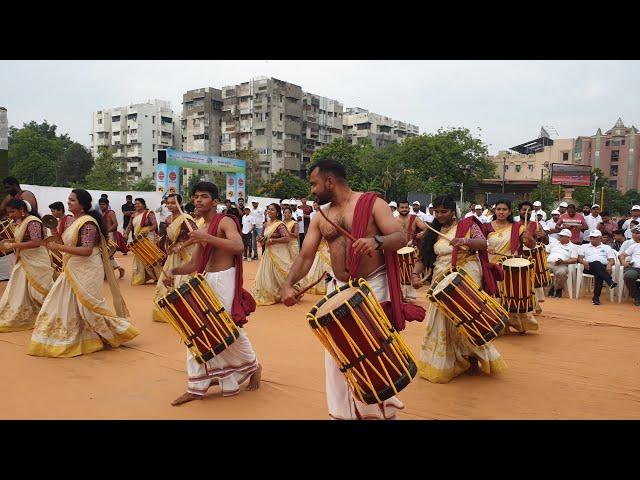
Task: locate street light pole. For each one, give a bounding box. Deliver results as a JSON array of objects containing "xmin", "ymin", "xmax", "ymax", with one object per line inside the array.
[
  {"xmin": 592, "ymin": 174, "xmax": 599, "ymax": 205},
  {"xmin": 502, "ymin": 157, "xmax": 506, "ymax": 193},
  {"xmin": 460, "ymin": 182, "xmax": 464, "ymax": 206}
]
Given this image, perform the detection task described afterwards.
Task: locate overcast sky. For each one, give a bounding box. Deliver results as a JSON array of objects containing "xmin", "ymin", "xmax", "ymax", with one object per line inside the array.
[{"xmin": 2, "ymin": 60, "xmax": 639, "ymax": 155}]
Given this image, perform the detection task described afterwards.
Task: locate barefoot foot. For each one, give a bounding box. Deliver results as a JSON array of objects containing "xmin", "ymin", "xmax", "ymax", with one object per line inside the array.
[
  {"xmin": 171, "ymin": 392, "xmax": 203, "ymax": 406},
  {"xmin": 246, "ymin": 364, "xmax": 262, "ymax": 391}
]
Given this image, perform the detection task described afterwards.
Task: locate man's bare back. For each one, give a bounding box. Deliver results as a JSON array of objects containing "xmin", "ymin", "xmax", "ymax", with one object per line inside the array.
[{"xmin": 317, "ymin": 192, "xmax": 386, "ymax": 282}]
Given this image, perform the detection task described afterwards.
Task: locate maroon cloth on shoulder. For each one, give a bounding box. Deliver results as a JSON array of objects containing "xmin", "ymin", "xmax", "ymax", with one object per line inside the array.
[
  {"xmin": 57, "ymin": 214, "xmax": 73, "ymax": 236},
  {"xmin": 347, "ymin": 193, "xmax": 425, "ymax": 332},
  {"xmin": 197, "ymin": 213, "xmax": 256, "ymax": 327},
  {"xmin": 451, "ymin": 216, "xmax": 499, "ymax": 296},
  {"xmin": 407, "ymin": 215, "xmax": 416, "ymax": 243},
  {"xmin": 510, "ymin": 221, "xmax": 537, "ymax": 255}
]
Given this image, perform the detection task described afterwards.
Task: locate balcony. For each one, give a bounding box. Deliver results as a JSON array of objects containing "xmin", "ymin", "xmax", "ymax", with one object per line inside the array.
[
  {"xmin": 95, "ymin": 137, "xmax": 110, "ymax": 147},
  {"xmin": 284, "ymin": 157, "xmax": 301, "ymax": 171},
  {"xmin": 127, "ymin": 148, "xmax": 141, "ymax": 158}
]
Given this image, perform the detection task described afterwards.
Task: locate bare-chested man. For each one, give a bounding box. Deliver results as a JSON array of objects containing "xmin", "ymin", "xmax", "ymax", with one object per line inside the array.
[
  {"xmin": 99, "ymin": 197, "xmax": 125, "ymax": 279},
  {"xmin": 281, "ymin": 159, "xmax": 408, "ymax": 420},
  {"xmin": 0, "ymin": 176, "xmax": 38, "ymax": 217},
  {"xmin": 395, "ymin": 199, "xmax": 427, "ymax": 301},
  {"xmin": 163, "ymin": 182, "xmax": 261, "ymax": 406}
]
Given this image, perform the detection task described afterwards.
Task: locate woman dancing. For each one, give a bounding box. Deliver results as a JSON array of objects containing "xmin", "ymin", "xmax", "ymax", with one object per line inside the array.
[
  {"xmin": 283, "ymin": 206, "xmax": 300, "ymax": 258},
  {"xmin": 411, "ymin": 195, "xmax": 506, "ymax": 383},
  {"xmin": 28, "ymin": 189, "xmax": 138, "ymax": 357},
  {"xmin": 252, "ymin": 203, "xmax": 294, "ymax": 305},
  {"xmin": 0, "ymin": 199, "xmax": 54, "ymax": 332}
]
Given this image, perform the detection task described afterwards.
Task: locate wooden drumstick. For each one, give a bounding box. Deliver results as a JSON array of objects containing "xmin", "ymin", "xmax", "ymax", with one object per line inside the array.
[
  {"xmin": 423, "ymin": 221, "xmax": 471, "ymax": 251},
  {"xmin": 294, "ymin": 273, "xmax": 327, "ymax": 298}
]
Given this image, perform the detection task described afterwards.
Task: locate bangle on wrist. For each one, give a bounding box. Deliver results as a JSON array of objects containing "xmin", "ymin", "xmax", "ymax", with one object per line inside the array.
[{"xmin": 411, "ymin": 273, "xmax": 419, "ymax": 277}]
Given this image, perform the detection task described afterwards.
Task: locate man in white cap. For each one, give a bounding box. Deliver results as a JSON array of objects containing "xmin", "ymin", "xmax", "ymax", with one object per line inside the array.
[
  {"xmin": 249, "ymin": 199, "xmax": 264, "ymax": 259},
  {"xmin": 558, "ymin": 201, "xmax": 568, "ymax": 215},
  {"xmin": 529, "ymin": 200, "xmax": 547, "ymax": 221},
  {"xmin": 619, "ymin": 225, "xmax": 640, "ymax": 306},
  {"xmin": 545, "ymin": 229, "xmax": 579, "ymax": 298},
  {"xmin": 577, "ymin": 230, "xmax": 617, "ymax": 305},
  {"xmin": 473, "ymin": 204, "xmax": 488, "ymax": 223},
  {"xmin": 623, "ymin": 205, "xmax": 640, "ymax": 239},
  {"xmin": 583, "ymin": 204, "xmax": 602, "ymax": 243},
  {"xmin": 388, "ymin": 201, "xmax": 400, "ymax": 218},
  {"xmin": 545, "ymin": 209, "xmax": 561, "ymax": 240},
  {"xmin": 410, "ymin": 201, "xmax": 429, "ymax": 222}
]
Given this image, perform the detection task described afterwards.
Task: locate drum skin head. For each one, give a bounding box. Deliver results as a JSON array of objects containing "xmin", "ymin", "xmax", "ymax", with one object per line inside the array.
[
  {"xmin": 311, "ymin": 282, "xmax": 371, "ymax": 328},
  {"xmin": 397, "ymin": 246, "xmax": 416, "ymax": 255},
  {"xmin": 502, "ymin": 257, "xmax": 532, "ymax": 268},
  {"xmin": 433, "ymin": 271, "xmax": 459, "ymax": 295}
]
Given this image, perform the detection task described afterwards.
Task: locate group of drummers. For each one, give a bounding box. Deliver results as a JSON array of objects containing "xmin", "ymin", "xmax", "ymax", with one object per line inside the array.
[{"xmin": 0, "ymin": 167, "xmax": 594, "ymax": 420}]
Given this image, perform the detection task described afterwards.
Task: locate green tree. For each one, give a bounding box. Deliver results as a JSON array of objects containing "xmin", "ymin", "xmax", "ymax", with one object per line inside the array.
[
  {"xmin": 84, "ymin": 149, "xmax": 125, "ymax": 191},
  {"xmin": 399, "ymin": 128, "xmax": 495, "ymax": 198},
  {"xmin": 258, "ymin": 170, "xmax": 309, "ymax": 199},
  {"xmin": 235, "ymin": 148, "xmax": 262, "ymax": 195},
  {"xmin": 311, "ymin": 137, "xmax": 362, "ymax": 182},
  {"xmin": 58, "ymin": 143, "xmax": 94, "ymax": 186},
  {"xmin": 531, "ymin": 177, "xmax": 559, "ymax": 210},
  {"xmin": 130, "ymin": 176, "xmax": 155, "ymax": 191}
]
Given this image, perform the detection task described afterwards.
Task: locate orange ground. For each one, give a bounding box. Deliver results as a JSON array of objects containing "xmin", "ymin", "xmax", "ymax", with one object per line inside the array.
[{"xmin": 1, "ymin": 252, "xmax": 639, "ymax": 419}]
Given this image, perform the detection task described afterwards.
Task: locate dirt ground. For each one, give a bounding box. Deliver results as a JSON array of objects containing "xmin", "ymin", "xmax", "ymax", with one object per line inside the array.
[{"xmin": 1, "ymin": 252, "xmax": 639, "ymax": 419}]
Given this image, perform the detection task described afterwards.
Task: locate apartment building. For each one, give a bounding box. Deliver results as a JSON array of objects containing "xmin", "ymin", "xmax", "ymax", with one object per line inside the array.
[
  {"xmin": 301, "ymin": 93, "xmax": 343, "ymax": 173},
  {"xmin": 343, "ymin": 107, "xmax": 419, "ymax": 147},
  {"xmin": 181, "ymin": 87, "xmax": 223, "ymax": 181},
  {"xmin": 91, "ymin": 99, "xmax": 181, "ymax": 183},
  {"xmin": 575, "ymin": 118, "xmax": 640, "ymax": 191},
  {"xmin": 220, "ymin": 77, "xmax": 303, "ymax": 177}
]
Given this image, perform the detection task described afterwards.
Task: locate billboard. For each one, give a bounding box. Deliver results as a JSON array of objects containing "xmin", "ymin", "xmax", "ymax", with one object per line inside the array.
[
  {"xmin": 226, "ymin": 174, "xmax": 237, "ymax": 202},
  {"xmin": 551, "ymin": 163, "xmax": 592, "ymax": 186},
  {"xmin": 165, "ymin": 148, "xmax": 245, "ymax": 173},
  {"xmin": 235, "ymin": 172, "xmax": 246, "ymax": 201},
  {"xmin": 155, "ymin": 163, "xmax": 168, "ymax": 193},
  {"xmin": 167, "ymin": 165, "xmax": 180, "ymax": 193}
]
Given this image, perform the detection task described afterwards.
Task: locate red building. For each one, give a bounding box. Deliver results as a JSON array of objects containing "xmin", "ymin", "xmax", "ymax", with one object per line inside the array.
[{"xmin": 576, "ymin": 118, "xmax": 639, "ymax": 191}]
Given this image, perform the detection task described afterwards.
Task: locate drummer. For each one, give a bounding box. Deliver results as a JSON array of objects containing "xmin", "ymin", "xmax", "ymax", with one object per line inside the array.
[
  {"xmin": 123, "ymin": 197, "xmax": 159, "ymax": 286},
  {"xmin": 396, "ymin": 199, "xmax": 427, "ymax": 301},
  {"xmin": 410, "ymin": 194, "xmax": 506, "ymax": 383},
  {"xmin": 281, "ymin": 159, "xmax": 424, "ymax": 420},
  {"xmin": 48, "ymin": 202, "xmax": 74, "ymax": 237},
  {"xmin": 99, "ymin": 198, "xmax": 125, "ymax": 279},
  {"xmin": 483, "ymin": 199, "xmax": 539, "ymax": 334},
  {"xmin": 162, "ymin": 181, "xmax": 261, "ymax": 405}
]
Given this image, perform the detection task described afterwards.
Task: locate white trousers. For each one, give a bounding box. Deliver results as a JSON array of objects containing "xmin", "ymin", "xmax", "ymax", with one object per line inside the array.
[
  {"xmin": 325, "ymin": 269, "xmax": 404, "ymax": 420},
  {"xmin": 186, "ymin": 267, "xmax": 259, "ymax": 397}
]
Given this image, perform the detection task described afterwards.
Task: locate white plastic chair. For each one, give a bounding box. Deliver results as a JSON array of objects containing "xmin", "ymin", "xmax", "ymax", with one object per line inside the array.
[
  {"xmin": 575, "ymin": 262, "xmax": 616, "ymax": 302},
  {"xmin": 549, "ymin": 264, "xmax": 575, "ymax": 299}
]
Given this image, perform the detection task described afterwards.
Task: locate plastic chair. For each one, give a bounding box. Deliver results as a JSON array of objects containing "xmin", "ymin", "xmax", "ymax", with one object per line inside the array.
[
  {"xmin": 575, "ymin": 262, "xmax": 616, "ymax": 302},
  {"xmin": 549, "ymin": 264, "xmax": 575, "ymax": 299}
]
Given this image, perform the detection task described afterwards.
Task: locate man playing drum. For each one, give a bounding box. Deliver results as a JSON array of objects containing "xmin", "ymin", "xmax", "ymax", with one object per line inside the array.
[
  {"xmin": 163, "ymin": 182, "xmax": 261, "ymax": 405},
  {"xmin": 395, "ymin": 199, "xmax": 427, "ymax": 301},
  {"xmin": 281, "ymin": 159, "xmax": 424, "ymax": 420}
]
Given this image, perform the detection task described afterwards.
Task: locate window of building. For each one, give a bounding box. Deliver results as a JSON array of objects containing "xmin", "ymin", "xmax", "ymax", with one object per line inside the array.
[
  {"xmin": 279, "ymin": 113, "xmax": 283, "ymax": 121},
  {"xmin": 130, "ymin": 129, "xmax": 137, "ymax": 135},
  {"xmin": 152, "ymin": 116, "xmax": 155, "ymax": 124},
  {"xmin": 611, "ymin": 150, "xmax": 620, "ymax": 162},
  {"xmin": 272, "ymin": 131, "xmax": 283, "ymax": 140},
  {"xmin": 274, "ymin": 150, "xmax": 283, "ymax": 158},
  {"xmin": 528, "ymin": 164, "xmax": 534, "ymax": 171},
  {"xmin": 515, "ymin": 165, "xmax": 521, "ymax": 173},
  {"xmin": 193, "ymin": 134, "xmax": 209, "ymax": 140},
  {"xmin": 222, "ymin": 133, "xmax": 231, "ymax": 143},
  {"xmin": 610, "ymin": 180, "xmax": 617, "ymax": 189},
  {"xmin": 113, "ymin": 131, "xmax": 120, "ymax": 136},
  {"xmin": 111, "ymin": 115, "xmax": 120, "ymax": 122},
  {"xmin": 610, "ymin": 165, "xmax": 618, "ymax": 177},
  {"xmin": 98, "ymin": 118, "xmax": 102, "ymax": 124},
  {"xmin": 127, "ymin": 114, "xmax": 137, "ymax": 121},
  {"xmin": 152, "ymin": 144, "xmax": 155, "ymax": 151},
  {"xmin": 255, "ymin": 129, "xmax": 265, "ymax": 136},
  {"xmin": 285, "ymin": 133, "xmax": 300, "ymax": 141},
  {"xmin": 562, "ymin": 152, "xmax": 569, "ymax": 161},
  {"xmin": 152, "ymin": 130, "xmax": 155, "ymax": 138}
]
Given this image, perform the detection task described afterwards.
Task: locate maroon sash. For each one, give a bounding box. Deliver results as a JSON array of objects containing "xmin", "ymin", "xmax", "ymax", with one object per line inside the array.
[
  {"xmin": 407, "ymin": 215, "xmax": 416, "ymax": 243},
  {"xmin": 347, "ymin": 193, "xmax": 425, "ymax": 331},
  {"xmin": 197, "ymin": 214, "xmax": 256, "ymax": 327}
]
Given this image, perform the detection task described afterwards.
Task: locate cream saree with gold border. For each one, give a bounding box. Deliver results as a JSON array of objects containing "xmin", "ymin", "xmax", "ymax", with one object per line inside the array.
[
  {"xmin": 0, "ymin": 216, "xmax": 54, "ymax": 332},
  {"xmin": 131, "ymin": 211, "xmax": 159, "ymax": 286},
  {"xmin": 28, "ymin": 215, "xmax": 139, "ymax": 357},
  {"xmin": 252, "ymin": 220, "xmax": 293, "ymax": 306},
  {"xmin": 418, "ymin": 223, "xmax": 507, "ymax": 383},
  {"xmin": 152, "ymin": 213, "xmax": 196, "ymax": 322},
  {"xmin": 299, "ymin": 239, "xmax": 331, "ymax": 296},
  {"xmin": 487, "ymin": 224, "xmax": 539, "ymax": 334}
]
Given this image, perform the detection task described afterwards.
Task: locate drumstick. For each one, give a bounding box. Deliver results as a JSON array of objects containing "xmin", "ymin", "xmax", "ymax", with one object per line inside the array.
[
  {"xmin": 294, "ymin": 273, "xmax": 327, "ymax": 298},
  {"xmin": 423, "ymin": 221, "xmax": 471, "ymax": 251}
]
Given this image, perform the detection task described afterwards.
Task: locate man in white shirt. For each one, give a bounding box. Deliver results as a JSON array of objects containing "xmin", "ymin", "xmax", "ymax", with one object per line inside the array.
[
  {"xmin": 290, "ymin": 199, "xmax": 305, "ymax": 247},
  {"xmin": 578, "ymin": 230, "xmax": 617, "ymax": 305},
  {"xmin": 473, "ymin": 204, "xmax": 487, "ymax": 223},
  {"xmin": 425, "ymin": 203, "xmax": 434, "ymax": 223},
  {"xmin": 241, "ymin": 207, "xmax": 256, "ymax": 261},
  {"xmin": 583, "ymin": 204, "xmax": 603, "ymax": 243},
  {"xmin": 545, "ymin": 229, "xmax": 578, "ymax": 298},
  {"xmin": 558, "ymin": 201, "xmax": 568, "ymax": 215},
  {"xmin": 481, "ymin": 205, "xmax": 495, "ymax": 224},
  {"xmin": 623, "ymin": 206, "xmax": 640, "ymax": 239},
  {"xmin": 309, "ymin": 201, "xmax": 319, "ymax": 222},
  {"xmin": 620, "ymin": 226, "xmax": 640, "ymax": 306},
  {"xmin": 250, "ymin": 200, "xmax": 264, "ymax": 260},
  {"xmin": 464, "ymin": 204, "xmax": 476, "ymax": 219},
  {"xmin": 545, "ymin": 210, "xmax": 561, "ymax": 240},
  {"xmin": 156, "ymin": 199, "xmax": 171, "ymax": 237},
  {"xmin": 410, "ymin": 201, "xmax": 430, "ymax": 222},
  {"xmin": 529, "ymin": 200, "xmax": 547, "ymax": 221},
  {"xmin": 388, "ymin": 201, "xmax": 400, "ymax": 218}
]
